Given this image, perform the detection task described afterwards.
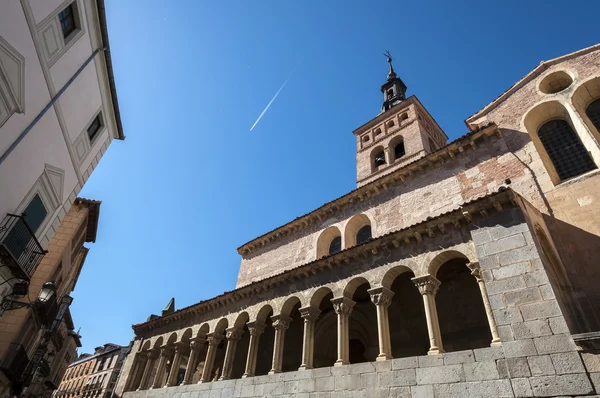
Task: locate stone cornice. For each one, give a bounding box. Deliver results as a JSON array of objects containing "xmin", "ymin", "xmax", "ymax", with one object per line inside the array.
[
  {"xmin": 236, "ymin": 123, "xmax": 500, "ymax": 257},
  {"xmin": 133, "ymin": 187, "xmax": 517, "ymax": 336}
]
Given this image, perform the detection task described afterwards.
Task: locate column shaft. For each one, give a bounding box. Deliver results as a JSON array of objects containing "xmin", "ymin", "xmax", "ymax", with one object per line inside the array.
[
  {"xmin": 331, "ymin": 297, "xmax": 355, "ymax": 366},
  {"xmin": 468, "ymin": 262, "xmax": 502, "ymax": 346},
  {"xmin": 369, "ymin": 287, "xmax": 394, "ymax": 361},
  {"xmin": 412, "ymin": 275, "xmax": 444, "ymax": 355},
  {"xmin": 166, "ymin": 345, "xmax": 182, "ymax": 387},
  {"xmin": 150, "ymin": 348, "xmax": 170, "ymax": 389},
  {"xmin": 199, "ymin": 333, "xmax": 224, "ymax": 383},
  {"xmin": 269, "ymin": 315, "xmax": 291, "ymax": 374},
  {"xmin": 138, "ymin": 353, "xmax": 157, "ymax": 391},
  {"xmin": 243, "ymin": 322, "xmax": 265, "ymax": 378},
  {"xmin": 220, "ymin": 328, "xmax": 243, "ymax": 380},
  {"xmin": 182, "ymin": 338, "xmax": 204, "ymax": 385},
  {"xmin": 299, "ymin": 307, "xmax": 321, "ymax": 370}
]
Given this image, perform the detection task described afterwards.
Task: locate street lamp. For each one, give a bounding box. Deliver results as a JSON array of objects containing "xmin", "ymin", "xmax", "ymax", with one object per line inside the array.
[
  {"xmin": 0, "ymin": 280, "xmax": 57, "ymax": 312},
  {"xmin": 36, "ymin": 281, "xmax": 57, "ymax": 303}
]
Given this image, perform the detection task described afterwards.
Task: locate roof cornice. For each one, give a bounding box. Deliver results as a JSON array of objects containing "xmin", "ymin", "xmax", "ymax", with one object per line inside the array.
[
  {"xmin": 133, "ymin": 187, "xmax": 517, "ymax": 335},
  {"xmin": 236, "ymin": 123, "xmax": 499, "ymax": 256},
  {"xmin": 75, "ymin": 198, "xmax": 101, "ymax": 243},
  {"xmin": 465, "ymin": 43, "xmax": 600, "ymax": 129}
]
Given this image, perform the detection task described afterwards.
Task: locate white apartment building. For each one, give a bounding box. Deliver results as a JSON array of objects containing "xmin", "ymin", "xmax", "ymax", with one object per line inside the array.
[{"xmin": 0, "ymin": 0, "xmax": 123, "ymax": 299}]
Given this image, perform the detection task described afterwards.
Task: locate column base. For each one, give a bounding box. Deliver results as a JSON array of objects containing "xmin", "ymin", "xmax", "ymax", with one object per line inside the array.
[
  {"xmin": 218, "ymin": 376, "xmax": 230, "ymax": 381},
  {"xmin": 268, "ymin": 369, "xmax": 281, "ymax": 375},
  {"xmin": 334, "ymin": 360, "xmax": 349, "ymax": 366},
  {"xmin": 298, "ymin": 365, "xmax": 313, "ymax": 371},
  {"xmin": 427, "ymin": 348, "xmax": 444, "ymax": 355},
  {"xmin": 197, "ymin": 380, "xmax": 208, "ymax": 384},
  {"xmin": 179, "ymin": 381, "xmax": 189, "ymax": 386},
  {"xmin": 376, "ymin": 354, "xmax": 392, "ymax": 361},
  {"xmin": 490, "ymin": 340, "xmax": 502, "ymax": 347},
  {"xmin": 241, "ymin": 373, "xmax": 254, "ymax": 378}
]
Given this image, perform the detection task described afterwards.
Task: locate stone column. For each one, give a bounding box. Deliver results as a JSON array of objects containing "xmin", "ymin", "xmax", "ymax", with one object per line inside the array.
[
  {"xmin": 298, "ymin": 307, "xmax": 321, "ymax": 370},
  {"xmin": 126, "ymin": 352, "xmax": 145, "ymax": 391},
  {"xmin": 331, "ymin": 297, "xmax": 356, "ymax": 366},
  {"xmin": 412, "ymin": 275, "xmax": 444, "ymax": 355},
  {"xmin": 165, "ymin": 344, "xmax": 183, "ymax": 387},
  {"xmin": 242, "ymin": 322, "xmax": 265, "ymax": 378},
  {"xmin": 219, "ymin": 327, "xmax": 243, "ymax": 380},
  {"xmin": 199, "ymin": 333, "xmax": 224, "ymax": 383},
  {"xmin": 468, "ymin": 262, "xmax": 502, "ymax": 346},
  {"xmin": 181, "ymin": 338, "xmax": 205, "ymax": 385},
  {"xmin": 269, "ymin": 315, "xmax": 291, "ymax": 374},
  {"xmin": 368, "ymin": 287, "xmax": 395, "ymax": 361},
  {"xmin": 150, "ymin": 347, "xmax": 172, "ymax": 389},
  {"xmin": 138, "ymin": 350, "xmax": 158, "ymax": 391}
]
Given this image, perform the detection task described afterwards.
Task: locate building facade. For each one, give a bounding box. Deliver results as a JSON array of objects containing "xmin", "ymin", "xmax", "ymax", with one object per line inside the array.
[
  {"xmin": 0, "ymin": 198, "xmax": 99, "ymax": 397},
  {"xmin": 116, "ymin": 45, "xmax": 600, "ymax": 397},
  {"xmin": 54, "ymin": 344, "xmax": 127, "ymax": 398},
  {"xmin": 0, "ymin": 0, "xmax": 123, "ymax": 303}
]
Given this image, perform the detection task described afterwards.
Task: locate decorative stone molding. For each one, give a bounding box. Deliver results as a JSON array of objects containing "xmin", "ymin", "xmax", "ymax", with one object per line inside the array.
[
  {"xmin": 247, "ymin": 321, "xmax": 265, "ymax": 336},
  {"xmin": 368, "ymin": 287, "xmax": 394, "ymax": 307},
  {"xmin": 467, "ymin": 261, "xmax": 482, "ymax": 282},
  {"xmin": 331, "ymin": 297, "xmax": 355, "ymax": 316},
  {"xmin": 206, "ymin": 333, "xmax": 224, "ymax": 347},
  {"xmin": 299, "ymin": 307, "xmax": 321, "ymax": 322},
  {"xmin": 271, "ymin": 315, "xmax": 292, "ymax": 331},
  {"xmin": 225, "ymin": 327, "xmax": 243, "ymax": 341},
  {"xmin": 412, "ymin": 275, "xmax": 441, "ymax": 296}
]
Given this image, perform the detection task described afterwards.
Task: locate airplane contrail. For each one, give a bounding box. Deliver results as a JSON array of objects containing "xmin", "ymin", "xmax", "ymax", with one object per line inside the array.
[{"xmin": 250, "ymin": 69, "xmax": 296, "ymax": 131}]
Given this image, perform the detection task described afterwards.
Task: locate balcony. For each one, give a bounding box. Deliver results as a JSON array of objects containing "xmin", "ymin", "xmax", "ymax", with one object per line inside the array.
[
  {"xmin": 0, "ymin": 343, "xmax": 30, "ymax": 383},
  {"xmin": 0, "ymin": 213, "xmax": 46, "ymax": 280}
]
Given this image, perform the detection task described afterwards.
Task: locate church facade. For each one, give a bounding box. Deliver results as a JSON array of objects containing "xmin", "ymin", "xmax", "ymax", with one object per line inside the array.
[{"xmin": 115, "ymin": 44, "xmax": 600, "ymax": 397}]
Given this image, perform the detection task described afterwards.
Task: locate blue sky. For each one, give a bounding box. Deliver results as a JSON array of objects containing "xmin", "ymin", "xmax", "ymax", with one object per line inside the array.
[{"xmin": 75, "ymin": 0, "xmax": 600, "ymax": 353}]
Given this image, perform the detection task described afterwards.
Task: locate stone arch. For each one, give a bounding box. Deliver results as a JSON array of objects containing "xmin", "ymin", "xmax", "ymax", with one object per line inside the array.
[
  {"xmin": 523, "ymin": 100, "xmax": 598, "ymax": 184},
  {"xmin": 370, "ymin": 145, "xmax": 386, "ymax": 171},
  {"xmin": 280, "ymin": 296, "xmax": 301, "ymax": 317},
  {"xmin": 255, "ymin": 304, "xmax": 274, "ymax": 323},
  {"xmin": 428, "ymin": 250, "xmax": 471, "ymax": 277},
  {"xmin": 344, "ymin": 214, "xmax": 373, "ymax": 248},
  {"xmin": 381, "ymin": 265, "xmax": 413, "ymax": 289},
  {"xmin": 180, "ymin": 328, "xmax": 193, "ymax": 343},
  {"xmin": 316, "ymin": 226, "xmax": 342, "ymax": 259},
  {"xmin": 233, "ymin": 312, "xmax": 249, "ymax": 329},
  {"xmin": 343, "ymin": 276, "xmax": 370, "ymax": 298},
  {"xmin": 388, "ymin": 135, "xmax": 406, "ymax": 163},
  {"xmin": 166, "ymin": 332, "xmax": 177, "ymax": 346},
  {"xmin": 152, "ymin": 337, "xmax": 163, "ymax": 349},
  {"xmin": 213, "ymin": 318, "xmax": 228, "ymax": 335},
  {"xmin": 436, "ymin": 256, "xmax": 491, "ymax": 352},
  {"xmin": 310, "ymin": 286, "xmax": 334, "ymax": 308},
  {"xmin": 141, "ymin": 340, "xmax": 151, "ymax": 351},
  {"xmin": 196, "ymin": 323, "xmax": 210, "ymax": 339},
  {"xmin": 571, "ymin": 76, "xmax": 600, "ymax": 143}
]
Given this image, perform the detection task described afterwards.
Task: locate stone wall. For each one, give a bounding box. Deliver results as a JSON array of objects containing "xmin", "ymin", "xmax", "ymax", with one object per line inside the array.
[{"xmin": 121, "ymin": 344, "xmax": 598, "ymax": 398}]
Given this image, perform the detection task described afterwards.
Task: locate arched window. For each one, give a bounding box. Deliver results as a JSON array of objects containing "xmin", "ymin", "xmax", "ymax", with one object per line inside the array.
[
  {"xmin": 374, "ymin": 151, "xmax": 385, "ymax": 167},
  {"xmin": 394, "ymin": 141, "xmax": 405, "ymax": 159},
  {"xmin": 328, "ymin": 236, "xmax": 341, "ymax": 255},
  {"xmin": 538, "ymin": 119, "xmax": 596, "ymax": 181},
  {"xmin": 356, "ymin": 225, "xmax": 372, "ymax": 245},
  {"xmin": 586, "ymin": 98, "xmax": 600, "ymax": 133}
]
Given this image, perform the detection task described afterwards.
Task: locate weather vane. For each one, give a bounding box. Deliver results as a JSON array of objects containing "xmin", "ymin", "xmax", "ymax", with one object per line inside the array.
[{"xmin": 384, "ymin": 49, "xmax": 393, "ymax": 64}]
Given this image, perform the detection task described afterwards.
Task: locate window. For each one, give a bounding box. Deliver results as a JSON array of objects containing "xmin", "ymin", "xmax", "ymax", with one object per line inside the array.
[
  {"xmin": 356, "ymin": 225, "xmax": 372, "ymax": 245},
  {"xmin": 538, "ymin": 119, "xmax": 596, "ymax": 181},
  {"xmin": 394, "ymin": 141, "xmax": 405, "ymax": 160},
  {"xmin": 58, "ymin": 4, "xmax": 76, "ymax": 39},
  {"xmin": 328, "ymin": 236, "xmax": 341, "ymax": 255},
  {"xmin": 586, "ymin": 98, "xmax": 600, "ymax": 132},
  {"xmin": 23, "ymin": 194, "xmax": 48, "ymax": 233},
  {"xmin": 3, "ymin": 194, "xmax": 48, "ymax": 259},
  {"xmin": 374, "ymin": 151, "xmax": 385, "ymax": 167},
  {"xmin": 387, "ymin": 89, "xmax": 394, "ymax": 98},
  {"xmin": 87, "ymin": 113, "xmax": 103, "ymax": 143}
]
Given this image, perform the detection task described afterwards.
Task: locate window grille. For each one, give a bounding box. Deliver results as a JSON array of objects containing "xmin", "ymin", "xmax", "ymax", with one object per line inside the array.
[
  {"xmin": 58, "ymin": 5, "xmax": 76, "ymax": 38},
  {"xmin": 356, "ymin": 225, "xmax": 372, "ymax": 245},
  {"xmin": 538, "ymin": 119, "xmax": 596, "ymax": 181},
  {"xmin": 328, "ymin": 236, "xmax": 341, "ymax": 255}
]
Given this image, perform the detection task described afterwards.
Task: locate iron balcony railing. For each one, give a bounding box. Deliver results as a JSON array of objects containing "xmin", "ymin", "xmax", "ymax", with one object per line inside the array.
[
  {"xmin": 0, "ymin": 343, "xmax": 30, "ymax": 383},
  {"xmin": 0, "ymin": 213, "xmax": 46, "ymax": 280}
]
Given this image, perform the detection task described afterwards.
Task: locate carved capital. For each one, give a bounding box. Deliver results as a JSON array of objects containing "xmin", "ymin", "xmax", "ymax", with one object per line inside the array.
[
  {"xmin": 159, "ymin": 346, "xmax": 174, "ymax": 357},
  {"xmin": 226, "ymin": 327, "xmax": 243, "ymax": 341},
  {"xmin": 299, "ymin": 306, "xmax": 321, "ymax": 322},
  {"xmin": 271, "ymin": 315, "xmax": 292, "ymax": 331},
  {"xmin": 206, "ymin": 333, "xmax": 224, "ymax": 347},
  {"xmin": 331, "ymin": 297, "xmax": 355, "ymax": 316},
  {"xmin": 247, "ymin": 321, "xmax": 265, "ymax": 336},
  {"xmin": 147, "ymin": 349, "xmax": 160, "ymax": 360},
  {"xmin": 467, "ymin": 262, "xmax": 483, "ymax": 282},
  {"xmin": 411, "ymin": 275, "xmax": 441, "ymax": 296},
  {"xmin": 190, "ymin": 337, "xmax": 206, "ymax": 351},
  {"xmin": 368, "ymin": 287, "xmax": 394, "ymax": 308}
]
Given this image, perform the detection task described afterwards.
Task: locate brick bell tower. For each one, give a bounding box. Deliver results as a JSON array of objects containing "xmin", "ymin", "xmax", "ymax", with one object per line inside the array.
[{"xmin": 353, "ymin": 51, "xmax": 448, "ymax": 187}]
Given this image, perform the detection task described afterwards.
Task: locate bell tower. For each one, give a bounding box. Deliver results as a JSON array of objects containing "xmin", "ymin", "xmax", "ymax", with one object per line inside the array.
[
  {"xmin": 381, "ymin": 50, "xmax": 407, "ymax": 113},
  {"xmin": 353, "ymin": 52, "xmax": 448, "ymax": 187}
]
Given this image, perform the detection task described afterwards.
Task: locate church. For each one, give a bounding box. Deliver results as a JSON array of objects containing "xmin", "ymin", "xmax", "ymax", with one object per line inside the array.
[{"xmin": 115, "ymin": 44, "xmax": 600, "ymax": 397}]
